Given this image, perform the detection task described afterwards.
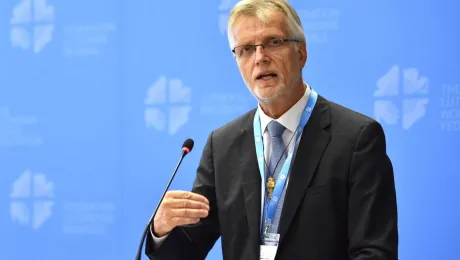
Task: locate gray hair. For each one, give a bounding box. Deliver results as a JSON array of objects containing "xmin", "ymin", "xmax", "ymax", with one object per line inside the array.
[{"xmin": 227, "ymin": 0, "xmax": 306, "ymax": 49}]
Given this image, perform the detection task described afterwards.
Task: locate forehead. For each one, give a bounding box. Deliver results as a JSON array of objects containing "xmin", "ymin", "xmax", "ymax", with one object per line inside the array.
[{"xmin": 232, "ymin": 11, "xmax": 289, "ymax": 44}]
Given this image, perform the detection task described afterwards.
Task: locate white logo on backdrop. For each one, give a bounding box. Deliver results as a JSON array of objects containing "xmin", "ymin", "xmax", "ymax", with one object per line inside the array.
[
  {"xmin": 0, "ymin": 106, "xmax": 43, "ymax": 147},
  {"xmin": 10, "ymin": 0, "xmax": 55, "ymax": 53},
  {"xmin": 10, "ymin": 169, "xmax": 54, "ymax": 229},
  {"xmin": 145, "ymin": 76, "xmax": 192, "ymax": 135},
  {"xmin": 297, "ymin": 8, "xmax": 340, "ymax": 44},
  {"xmin": 62, "ymin": 23, "xmax": 117, "ymax": 57},
  {"xmin": 440, "ymin": 84, "xmax": 460, "ymax": 132},
  {"xmin": 374, "ymin": 65, "xmax": 429, "ymax": 130}
]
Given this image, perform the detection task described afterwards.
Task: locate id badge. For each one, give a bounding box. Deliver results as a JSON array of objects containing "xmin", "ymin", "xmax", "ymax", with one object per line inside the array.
[{"xmin": 260, "ymin": 233, "xmax": 280, "ymax": 260}]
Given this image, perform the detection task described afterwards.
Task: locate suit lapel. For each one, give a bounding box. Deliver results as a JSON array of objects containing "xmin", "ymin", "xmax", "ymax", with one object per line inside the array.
[
  {"xmin": 278, "ymin": 95, "xmax": 332, "ymax": 244},
  {"xmin": 238, "ymin": 110, "xmax": 261, "ymax": 259}
]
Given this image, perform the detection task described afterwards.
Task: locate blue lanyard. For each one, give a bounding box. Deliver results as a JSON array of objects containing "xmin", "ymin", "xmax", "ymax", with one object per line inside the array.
[{"xmin": 253, "ymin": 88, "xmax": 318, "ymax": 234}]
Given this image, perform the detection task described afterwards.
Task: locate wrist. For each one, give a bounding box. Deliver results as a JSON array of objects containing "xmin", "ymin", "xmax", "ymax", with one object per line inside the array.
[{"xmin": 152, "ymin": 222, "xmax": 169, "ymax": 237}]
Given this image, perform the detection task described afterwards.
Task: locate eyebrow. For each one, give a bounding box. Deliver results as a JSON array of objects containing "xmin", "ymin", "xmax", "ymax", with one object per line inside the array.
[{"xmin": 235, "ymin": 34, "xmax": 286, "ymax": 47}]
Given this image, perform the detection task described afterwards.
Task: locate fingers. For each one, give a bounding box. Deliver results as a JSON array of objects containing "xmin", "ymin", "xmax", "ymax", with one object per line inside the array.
[
  {"xmin": 167, "ymin": 190, "xmax": 209, "ymax": 205},
  {"xmin": 163, "ymin": 191, "xmax": 210, "ymax": 212},
  {"xmin": 169, "ymin": 208, "xmax": 209, "ymax": 218},
  {"xmin": 165, "ymin": 199, "xmax": 210, "ymax": 211}
]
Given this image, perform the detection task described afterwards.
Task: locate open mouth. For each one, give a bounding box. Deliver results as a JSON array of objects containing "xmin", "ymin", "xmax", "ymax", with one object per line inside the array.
[{"xmin": 256, "ymin": 73, "xmax": 278, "ymax": 80}]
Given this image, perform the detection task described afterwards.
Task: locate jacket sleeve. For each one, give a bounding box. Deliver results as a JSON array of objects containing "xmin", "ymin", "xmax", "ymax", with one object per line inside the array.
[
  {"xmin": 348, "ymin": 121, "xmax": 399, "ymax": 260},
  {"xmin": 145, "ymin": 132, "xmax": 221, "ymax": 260}
]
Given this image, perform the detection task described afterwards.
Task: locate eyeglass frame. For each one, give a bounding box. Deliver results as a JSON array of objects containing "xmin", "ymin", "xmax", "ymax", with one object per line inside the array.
[{"xmin": 231, "ymin": 37, "xmax": 301, "ymax": 58}]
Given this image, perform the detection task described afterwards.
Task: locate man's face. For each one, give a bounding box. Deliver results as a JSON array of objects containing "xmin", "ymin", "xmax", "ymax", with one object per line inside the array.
[{"xmin": 231, "ymin": 11, "xmax": 307, "ymax": 104}]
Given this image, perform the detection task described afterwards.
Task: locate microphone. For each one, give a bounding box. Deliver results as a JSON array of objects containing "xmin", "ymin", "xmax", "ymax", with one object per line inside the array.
[{"xmin": 134, "ymin": 138, "xmax": 195, "ymax": 260}]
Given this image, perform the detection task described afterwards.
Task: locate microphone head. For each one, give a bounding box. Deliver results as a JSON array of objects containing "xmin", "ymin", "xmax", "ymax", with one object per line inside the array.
[{"xmin": 182, "ymin": 138, "xmax": 194, "ymax": 154}]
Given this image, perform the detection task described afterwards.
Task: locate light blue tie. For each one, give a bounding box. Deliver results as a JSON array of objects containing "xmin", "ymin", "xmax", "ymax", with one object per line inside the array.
[{"xmin": 265, "ymin": 120, "xmax": 287, "ymax": 234}]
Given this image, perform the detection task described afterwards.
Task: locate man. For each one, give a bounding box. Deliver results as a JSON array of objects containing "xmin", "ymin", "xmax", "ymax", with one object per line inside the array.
[{"xmin": 146, "ymin": 0, "xmax": 398, "ymax": 259}]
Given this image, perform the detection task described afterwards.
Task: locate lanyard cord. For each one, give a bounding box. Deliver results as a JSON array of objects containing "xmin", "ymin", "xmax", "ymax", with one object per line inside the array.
[{"xmin": 262, "ymin": 125, "xmax": 300, "ymax": 180}]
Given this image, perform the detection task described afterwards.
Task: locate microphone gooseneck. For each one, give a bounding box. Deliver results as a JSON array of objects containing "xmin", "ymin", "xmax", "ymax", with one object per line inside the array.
[{"xmin": 134, "ymin": 138, "xmax": 194, "ymax": 260}]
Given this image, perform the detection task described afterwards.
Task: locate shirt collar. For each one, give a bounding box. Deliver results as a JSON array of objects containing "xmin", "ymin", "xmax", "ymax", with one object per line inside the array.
[{"xmin": 258, "ymin": 84, "xmax": 311, "ymax": 134}]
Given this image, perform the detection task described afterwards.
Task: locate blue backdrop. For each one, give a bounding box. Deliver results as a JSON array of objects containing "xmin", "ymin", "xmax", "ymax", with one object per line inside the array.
[{"xmin": 1, "ymin": 0, "xmax": 459, "ymax": 259}]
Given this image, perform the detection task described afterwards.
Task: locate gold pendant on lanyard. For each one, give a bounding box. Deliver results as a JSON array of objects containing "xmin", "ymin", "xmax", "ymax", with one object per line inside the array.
[{"xmin": 266, "ymin": 177, "xmax": 275, "ymax": 199}]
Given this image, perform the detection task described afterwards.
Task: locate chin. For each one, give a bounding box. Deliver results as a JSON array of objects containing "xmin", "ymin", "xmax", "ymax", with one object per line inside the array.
[{"xmin": 254, "ymin": 88, "xmax": 284, "ymax": 103}]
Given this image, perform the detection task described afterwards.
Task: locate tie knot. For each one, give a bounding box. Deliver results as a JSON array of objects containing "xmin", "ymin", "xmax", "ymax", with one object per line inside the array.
[{"xmin": 267, "ymin": 120, "xmax": 285, "ymax": 137}]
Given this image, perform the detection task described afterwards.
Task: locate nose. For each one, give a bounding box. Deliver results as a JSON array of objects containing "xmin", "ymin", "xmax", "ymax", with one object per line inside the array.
[{"xmin": 254, "ymin": 45, "xmax": 269, "ymax": 65}]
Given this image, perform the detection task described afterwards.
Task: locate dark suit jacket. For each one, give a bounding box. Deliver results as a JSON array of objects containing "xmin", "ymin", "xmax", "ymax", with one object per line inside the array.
[{"xmin": 146, "ymin": 95, "xmax": 398, "ymax": 260}]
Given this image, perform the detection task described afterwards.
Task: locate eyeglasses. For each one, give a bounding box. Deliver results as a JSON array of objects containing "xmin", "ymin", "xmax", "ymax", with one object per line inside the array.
[{"xmin": 232, "ymin": 37, "xmax": 300, "ymax": 60}]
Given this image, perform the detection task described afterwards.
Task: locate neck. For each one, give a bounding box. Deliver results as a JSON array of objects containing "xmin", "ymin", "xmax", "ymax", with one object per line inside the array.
[{"xmin": 259, "ymin": 82, "xmax": 306, "ymax": 119}]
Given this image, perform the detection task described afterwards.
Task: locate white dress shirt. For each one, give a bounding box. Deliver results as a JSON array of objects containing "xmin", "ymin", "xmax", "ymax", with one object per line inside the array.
[{"xmin": 151, "ymin": 84, "xmax": 311, "ymax": 247}]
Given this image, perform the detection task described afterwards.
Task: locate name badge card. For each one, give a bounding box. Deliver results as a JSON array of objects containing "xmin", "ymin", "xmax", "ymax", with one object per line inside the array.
[{"xmin": 260, "ymin": 233, "xmax": 280, "ymax": 260}]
